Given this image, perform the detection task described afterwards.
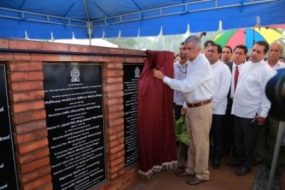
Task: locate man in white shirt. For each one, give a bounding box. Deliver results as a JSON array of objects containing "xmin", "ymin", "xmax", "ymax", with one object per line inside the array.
[
  {"xmin": 224, "ymin": 45, "xmax": 248, "ymax": 157},
  {"xmin": 254, "ymin": 43, "xmax": 285, "ymax": 168},
  {"xmin": 173, "ymin": 42, "xmax": 188, "ymax": 120},
  {"xmin": 228, "ymin": 41, "xmax": 275, "ymax": 176},
  {"xmin": 153, "ymin": 35, "xmax": 213, "ymax": 185},
  {"xmin": 221, "ymin": 46, "xmax": 233, "ymax": 64},
  {"xmin": 206, "ymin": 44, "xmax": 231, "ymax": 169}
]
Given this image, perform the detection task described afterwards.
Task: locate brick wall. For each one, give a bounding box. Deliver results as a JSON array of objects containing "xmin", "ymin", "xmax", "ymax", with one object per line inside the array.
[{"xmin": 0, "ymin": 38, "xmax": 144, "ymax": 190}]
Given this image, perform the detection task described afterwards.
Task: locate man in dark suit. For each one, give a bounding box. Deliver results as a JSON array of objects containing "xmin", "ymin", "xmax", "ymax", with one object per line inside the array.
[{"xmin": 223, "ymin": 45, "xmax": 248, "ymax": 157}]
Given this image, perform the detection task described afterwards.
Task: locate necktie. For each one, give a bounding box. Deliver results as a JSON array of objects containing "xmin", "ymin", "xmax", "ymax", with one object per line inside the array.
[{"xmin": 234, "ymin": 66, "xmax": 239, "ymax": 91}]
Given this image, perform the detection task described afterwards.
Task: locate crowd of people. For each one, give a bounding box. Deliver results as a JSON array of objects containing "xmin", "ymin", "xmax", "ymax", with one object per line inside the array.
[{"xmin": 152, "ymin": 34, "xmax": 285, "ymax": 185}]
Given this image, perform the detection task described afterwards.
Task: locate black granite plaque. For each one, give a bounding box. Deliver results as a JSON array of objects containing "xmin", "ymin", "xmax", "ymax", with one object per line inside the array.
[
  {"xmin": 123, "ymin": 64, "xmax": 143, "ymax": 167},
  {"xmin": 0, "ymin": 64, "xmax": 19, "ymax": 190},
  {"xmin": 43, "ymin": 63, "xmax": 105, "ymax": 190}
]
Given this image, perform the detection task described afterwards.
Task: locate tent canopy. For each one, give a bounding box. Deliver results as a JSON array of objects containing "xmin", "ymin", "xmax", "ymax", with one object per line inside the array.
[{"xmin": 0, "ymin": 0, "xmax": 284, "ymax": 39}]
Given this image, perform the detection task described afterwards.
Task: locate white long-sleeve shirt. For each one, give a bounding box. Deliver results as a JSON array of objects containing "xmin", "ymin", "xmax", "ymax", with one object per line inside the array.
[
  {"xmin": 232, "ymin": 60, "xmax": 275, "ymax": 118},
  {"xmin": 268, "ymin": 60, "xmax": 285, "ymax": 70},
  {"xmin": 163, "ymin": 54, "xmax": 213, "ymax": 106},
  {"xmin": 211, "ymin": 60, "xmax": 231, "ymax": 114},
  {"xmin": 173, "ymin": 61, "xmax": 189, "ymax": 106}
]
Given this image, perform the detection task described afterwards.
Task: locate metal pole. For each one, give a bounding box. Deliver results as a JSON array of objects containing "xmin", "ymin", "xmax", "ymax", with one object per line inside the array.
[{"xmin": 267, "ymin": 122, "xmax": 285, "ymax": 190}]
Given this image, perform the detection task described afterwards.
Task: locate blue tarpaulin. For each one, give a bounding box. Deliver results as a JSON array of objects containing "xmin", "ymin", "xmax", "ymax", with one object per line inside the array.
[{"xmin": 0, "ymin": 0, "xmax": 284, "ymax": 39}]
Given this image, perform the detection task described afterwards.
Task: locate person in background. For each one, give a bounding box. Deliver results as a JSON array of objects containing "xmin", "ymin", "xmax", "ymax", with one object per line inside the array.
[
  {"xmin": 280, "ymin": 56, "xmax": 285, "ymax": 62},
  {"xmin": 203, "ymin": 40, "xmax": 215, "ymax": 58},
  {"xmin": 153, "ymin": 35, "xmax": 213, "ymax": 185},
  {"xmin": 227, "ymin": 41, "xmax": 275, "ymax": 176},
  {"xmin": 207, "ymin": 43, "xmax": 231, "ymax": 169},
  {"xmin": 254, "ymin": 43, "xmax": 285, "ymax": 174},
  {"xmin": 223, "ymin": 45, "xmax": 248, "ymax": 157},
  {"xmin": 221, "ymin": 46, "xmax": 233, "ymax": 63},
  {"xmin": 173, "ymin": 42, "xmax": 188, "ymax": 121}
]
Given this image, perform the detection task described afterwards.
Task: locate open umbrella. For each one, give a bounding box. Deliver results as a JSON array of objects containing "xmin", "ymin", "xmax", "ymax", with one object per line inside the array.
[{"xmin": 214, "ymin": 27, "xmax": 284, "ymax": 49}]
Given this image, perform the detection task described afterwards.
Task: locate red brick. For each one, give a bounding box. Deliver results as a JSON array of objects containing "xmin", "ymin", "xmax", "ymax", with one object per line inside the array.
[
  {"xmin": 0, "ymin": 53, "xmax": 13, "ymax": 60},
  {"xmin": 9, "ymin": 72, "xmax": 29, "ymax": 81},
  {"xmin": 9, "ymin": 40, "xmax": 42, "ymax": 50},
  {"xmin": 105, "ymin": 124, "xmax": 124, "ymax": 134},
  {"xmin": 106, "ymin": 118, "xmax": 124, "ymax": 128},
  {"xmin": 110, "ymin": 57, "xmax": 123, "ymax": 62},
  {"xmin": 0, "ymin": 39, "xmax": 9, "ymax": 48},
  {"xmin": 104, "ymin": 97, "xmax": 123, "ymax": 106},
  {"xmin": 14, "ymin": 128, "xmax": 47, "ymax": 144},
  {"xmin": 123, "ymin": 57, "xmax": 145, "ymax": 63},
  {"xmin": 42, "ymin": 42, "xmax": 68, "ymax": 51},
  {"xmin": 107, "ymin": 172, "xmax": 118, "ymax": 180},
  {"xmin": 29, "ymin": 71, "xmax": 44, "ymax": 80},
  {"xmin": 108, "ymin": 131, "xmax": 124, "ymax": 141},
  {"xmin": 104, "ymin": 104, "xmax": 124, "ymax": 113},
  {"xmin": 59, "ymin": 55, "xmax": 72, "ymax": 61},
  {"xmin": 37, "ymin": 183, "xmax": 53, "ymax": 190},
  {"xmin": 17, "ymin": 138, "xmax": 48, "ymax": 155},
  {"xmin": 12, "ymin": 109, "xmax": 46, "ymax": 124},
  {"xmin": 10, "ymin": 90, "xmax": 45, "ymax": 102},
  {"xmin": 19, "ymin": 165, "xmax": 50, "ymax": 183},
  {"xmin": 14, "ymin": 119, "xmax": 46, "ymax": 134},
  {"xmin": 21, "ymin": 174, "xmax": 51, "ymax": 190},
  {"xmin": 104, "ymin": 83, "xmax": 123, "ymax": 92},
  {"xmin": 13, "ymin": 53, "xmax": 31, "ymax": 61},
  {"xmin": 103, "ymin": 63, "xmax": 123, "ymax": 69},
  {"xmin": 19, "ymin": 156, "xmax": 50, "ymax": 173},
  {"xmin": 105, "ymin": 111, "xmax": 124, "ymax": 120},
  {"xmin": 9, "ymin": 81, "xmax": 43, "ymax": 92},
  {"xmin": 37, "ymin": 182, "xmax": 53, "ymax": 190},
  {"xmin": 107, "ymin": 162, "xmax": 125, "ymax": 174},
  {"xmin": 124, "ymin": 49, "xmax": 145, "ymax": 55},
  {"xmin": 31, "ymin": 54, "xmax": 60, "ymax": 61},
  {"xmin": 104, "ymin": 91, "xmax": 124, "ymax": 99},
  {"xmin": 11, "ymin": 100, "xmax": 44, "ymax": 113},
  {"xmin": 71, "ymin": 55, "xmax": 103, "ymax": 62},
  {"xmin": 8, "ymin": 61, "xmax": 42, "ymax": 71},
  {"xmin": 106, "ymin": 150, "xmax": 125, "ymax": 161},
  {"xmin": 103, "ymin": 70, "xmax": 123, "ymax": 77},
  {"xmin": 106, "ymin": 137, "xmax": 124, "ymax": 148},
  {"xmin": 107, "ymin": 144, "xmax": 124, "ymax": 155},
  {"xmin": 17, "ymin": 147, "xmax": 49, "ymax": 164},
  {"xmin": 103, "ymin": 77, "xmax": 123, "ymax": 84}
]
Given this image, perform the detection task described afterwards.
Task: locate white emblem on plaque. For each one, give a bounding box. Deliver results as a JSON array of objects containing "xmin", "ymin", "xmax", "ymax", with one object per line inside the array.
[
  {"xmin": 0, "ymin": 163, "xmax": 4, "ymax": 168},
  {"xmin": 134, "ymin": 66, "xmax": 140, "ymax": 78},
  {"xmin": 0, "ymin": 107, "xmax": 3, "ymax": 112},
  {"xmin": 70, "ymin": 67, "xmax": 80, "ymax": 82}
]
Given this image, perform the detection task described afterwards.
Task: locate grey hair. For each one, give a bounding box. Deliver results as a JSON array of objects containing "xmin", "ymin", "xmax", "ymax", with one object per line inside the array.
[{"xmin": 184, "ymin": 35, "xmax": 201, "ymax": 49}]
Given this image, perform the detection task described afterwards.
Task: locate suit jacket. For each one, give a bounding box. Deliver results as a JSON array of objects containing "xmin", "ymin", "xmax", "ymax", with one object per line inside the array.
[{"xmin": 226, "ymin": 62, "xmax": 233, "ymax": 115}]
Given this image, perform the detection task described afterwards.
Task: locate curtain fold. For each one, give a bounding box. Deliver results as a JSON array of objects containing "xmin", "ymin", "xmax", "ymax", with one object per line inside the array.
[{"xmin": 137, "ymin": 50, "xmax": 177, "ymax": 178}]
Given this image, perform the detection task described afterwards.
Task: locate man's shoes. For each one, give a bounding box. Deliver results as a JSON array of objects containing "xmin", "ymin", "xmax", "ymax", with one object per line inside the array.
[
  {"xmin": 176, "ymin": 170, "xmax": 195, "ymax": 177},
  {"xmin": 252, "ymin": 159, "xmax": 263, "ymax": 166},
  {"xmin": 212, "ymin": 158, "xmax": 220, "ymax": 169},
  {"xmin": 178, "ymin": 165, "xmax": 186, "ymax": 170},
  {"xmin": 227, "ymin": 160, "xmax": 240, "ymax": 167},
  {"xmin": 235, "ymin": 166, "xmax": 251, "ymax": 176},
  {"xmin": 186, "ymin": 176, "xmax": 207, "ymax": 185}
]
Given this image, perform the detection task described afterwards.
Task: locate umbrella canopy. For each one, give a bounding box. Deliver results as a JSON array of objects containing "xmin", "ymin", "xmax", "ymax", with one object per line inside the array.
[{"xmin": 214, "ymin": 27, "xmax": 284, "ymax": 49}]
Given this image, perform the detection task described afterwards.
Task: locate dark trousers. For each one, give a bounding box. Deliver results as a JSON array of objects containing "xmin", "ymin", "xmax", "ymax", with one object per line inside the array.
[
  {"xmin": 223, "ymin": 98, "xmax": 234, "ymax": 155},
  {"xmin": 211, "ymin": 114, "xmax": 225, "ymax": 159},
  {"xmin": 174, "ymin": 104, "xmax": 183, "ymax": 121},
  {"xmin": 233, "ymin": 116, "xmax": 260, "ymax": 169}
]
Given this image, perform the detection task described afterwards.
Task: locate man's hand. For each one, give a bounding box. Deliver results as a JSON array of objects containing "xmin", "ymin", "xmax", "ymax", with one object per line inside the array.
[
  {"xmin": 181, "ymin": 108, "xmax": 187, "ymax": 115},
  {"xmin": 255, "ymin": 115, "xmax": 266, "ymax": 126},
  {"xmin": 153, "ymin": 69, "xmax": 165, "ymax": 80}
]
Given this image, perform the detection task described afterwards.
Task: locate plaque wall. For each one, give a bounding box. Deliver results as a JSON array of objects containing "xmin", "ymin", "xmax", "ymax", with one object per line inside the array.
[
  {"xmin": 123, "ymin": 64, "xmax": 143, "ymax": 167},
  {"xmin": 0, "ymin": 64, "xmax": 19, "ymax": 190},
  {"xmin": 43, "ymin": 63, "xmax": 105, "ymax": 190}
]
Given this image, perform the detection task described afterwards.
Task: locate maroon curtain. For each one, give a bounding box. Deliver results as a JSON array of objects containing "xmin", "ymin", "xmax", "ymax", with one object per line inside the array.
[{"xmin": 137, "ymin": 50, "xmax": 177, "ymax": 178}]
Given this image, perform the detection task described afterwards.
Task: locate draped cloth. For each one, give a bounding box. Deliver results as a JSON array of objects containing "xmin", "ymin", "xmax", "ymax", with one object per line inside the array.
[{"xmin": 137, "ymin": 50, "xmax": 177, "ymax": 178}]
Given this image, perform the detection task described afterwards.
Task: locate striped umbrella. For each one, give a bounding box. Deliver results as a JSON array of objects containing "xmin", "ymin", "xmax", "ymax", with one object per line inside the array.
[{"xmin": 214, "ymin": 27, "xmax": 283, "ymax": 49}]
